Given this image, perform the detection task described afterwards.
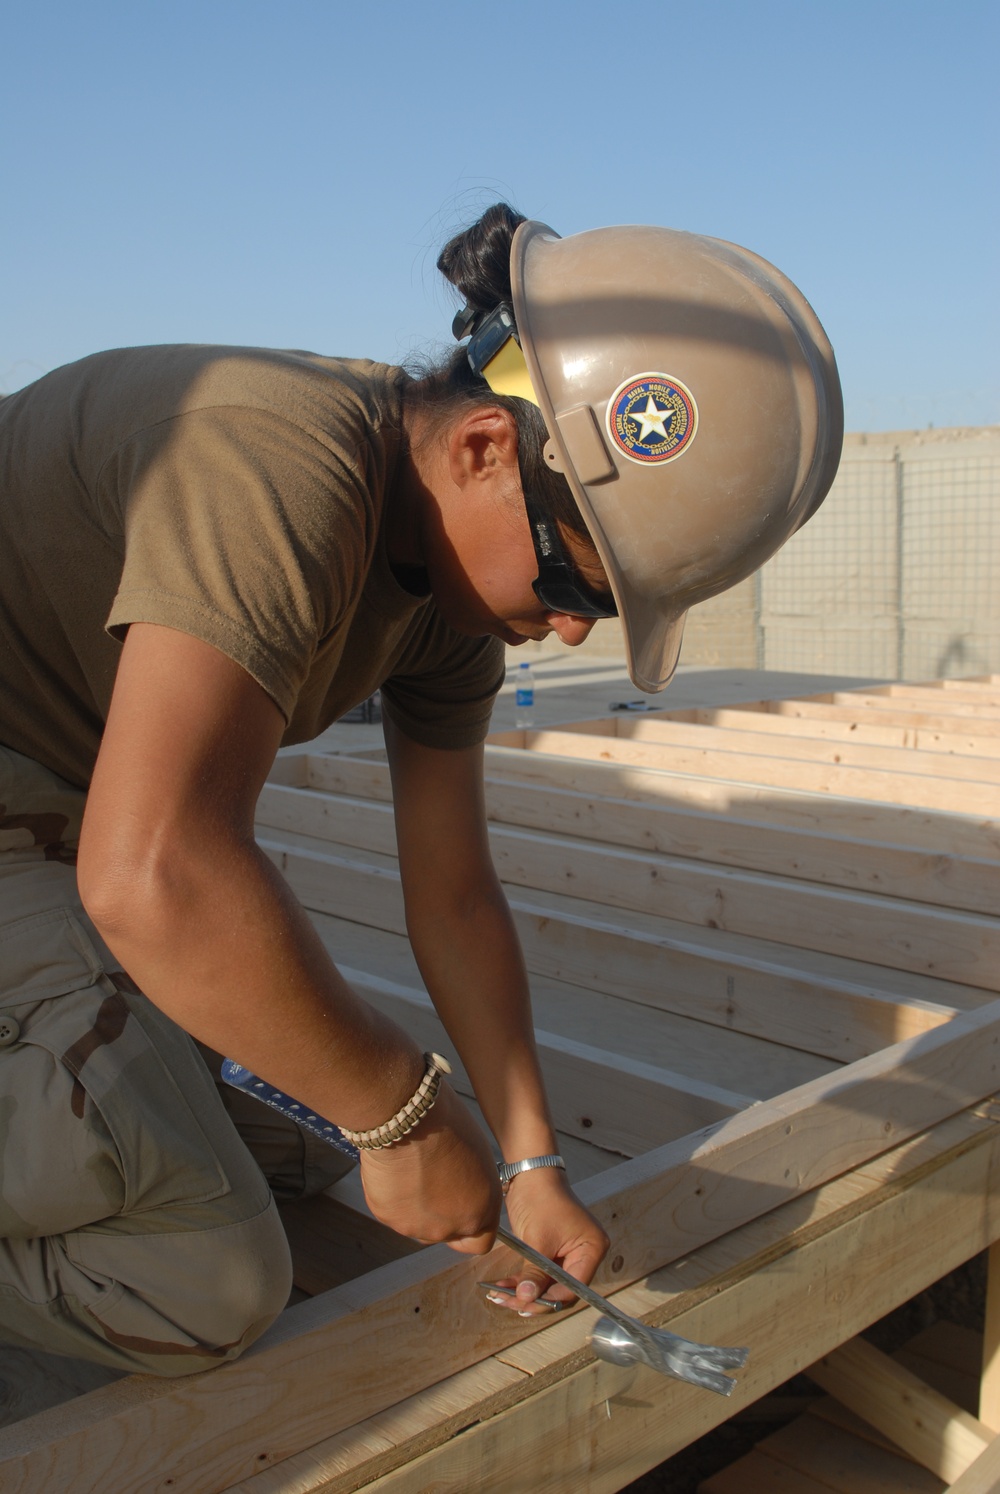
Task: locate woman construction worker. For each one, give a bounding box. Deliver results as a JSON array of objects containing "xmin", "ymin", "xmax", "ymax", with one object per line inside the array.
[{"xmin": 0, "ymin": 205, "xmax": 842, "ymax": 1374}]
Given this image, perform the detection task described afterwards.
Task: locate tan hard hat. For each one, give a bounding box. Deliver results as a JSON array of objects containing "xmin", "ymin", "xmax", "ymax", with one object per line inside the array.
[{"xmin": 486, "ymin": 221, "xmax": 843, "ymax": 692}]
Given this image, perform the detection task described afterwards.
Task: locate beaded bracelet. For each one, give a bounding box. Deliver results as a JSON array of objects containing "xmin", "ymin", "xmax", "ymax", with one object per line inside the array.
[{"xmin": 339, "ymin": 1052, "xmax": 452, "ymax": 1151}]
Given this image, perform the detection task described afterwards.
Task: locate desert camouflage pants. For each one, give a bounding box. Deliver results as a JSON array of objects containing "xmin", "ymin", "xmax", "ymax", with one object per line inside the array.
[{"xmin": 0, "ymin": 745, "xmax": 352, "ymax": 1377}]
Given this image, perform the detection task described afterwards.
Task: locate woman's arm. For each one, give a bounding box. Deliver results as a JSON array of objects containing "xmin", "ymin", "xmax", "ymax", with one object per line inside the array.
[
  {"xmin": 383, "ymin": 715, "xmax": 609, "ymax": 1303},
  {"xmin": 78, "ymin": 622, "xmax": 501, "ymax": 1251}
]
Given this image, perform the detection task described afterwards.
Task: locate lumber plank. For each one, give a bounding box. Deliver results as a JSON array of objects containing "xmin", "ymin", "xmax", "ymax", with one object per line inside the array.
[
  {"xmin": 298, "ymin": 744, "xmax": 1000, "ymax": 861},
  {"xmin": 748, "ymin": 1321, "xmax": 990, "ymax": 1492},
  {"xmin": 875, "ymin": 685, "xmax": 1000, "ymax": 711},
  {"xmin": 495, "ymin": 727, "xmax": 1000, "ymax": 815},
  {"xmin": 278, "ymin": 1195, "xmax": 423, "ymax": 1297},
  {"xmin": 301, "ymin": 858, "xmax": 972, "ymax": 1070},
  {"xmin": 482, "ymin": 744, "xmax": 1000, "ymax": 859},
  {"xmin": 944, "ymin": 1430, "xmax": 1000, "ymax": 1491},
  {"xmin": 812, "ymin": 1325, "xmax": 985, "ymax": 1457},
  {"xmin": 308, "ymin": 908, "xmax": 841, "ymax": 1095},
  {"xmin": 0, "ymin": 1350, "xmax": 122, "ymax": 1434},
  {"xmin": 709, "ymin": 699, "xmax": 1000, "ymax": 757},
  {"xmin": 199, "ymin": 1119, "xmax": 1000, "ymax": 1489},
  {"xmin": 807, "ymin": 1336, "xmax": 993, "ymax": 1482},
  {"xmin": 6, "ymin": 1006, "xmax": 1000, "ymax": 1494},
  {"xmin": 481, "ymin": 826, "xmax": 1000, "ymax": 991},
  {"xmin": 829, "ymin": 691, "xmax": 1000, "ymax": 724},
  {"xmin": 702, "ymin": 1415, "xmax": 945, "ymax": 1493},
  {"xmin": 793, "ymin": 693, "xmax": 1000, "ymax": 737},
  {"xmin": 233, "ymin": 1111, "xmax": 1000, "ymax": 1494},
  {"xmin": 902, "ymin": 1322, "xmax": 984, "ymax": 1407},
  {"xmin": 701, "ymin": 1446, "xmax": 860, "ymax": 1493},
  {"xmin": 301, "ymin": 872, "xmax": 950, "ymax": 1075},
  {"xmin": 258, "ymin": 770, "xmax": 1000, "ymax": 916},
  {"xmin": 979, "ymin": 1240, "xmax": 1000, "ymax": 1430},
  {"xmin": 228, "ymin": 1359, "xmax": 532, "ymax": 1494},
  {"xmin": 571, "ymin": 713, "xmax": 1000, "ymax": 783},
  {"xmin": 259, "ymin": 831, "xmax": 1000, "ymax": 994}
]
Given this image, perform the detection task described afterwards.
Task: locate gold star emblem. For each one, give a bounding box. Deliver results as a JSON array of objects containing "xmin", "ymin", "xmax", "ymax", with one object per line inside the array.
[{"xmin": 628, "ymin": 396, "xmax": 673, "ymax": 443}]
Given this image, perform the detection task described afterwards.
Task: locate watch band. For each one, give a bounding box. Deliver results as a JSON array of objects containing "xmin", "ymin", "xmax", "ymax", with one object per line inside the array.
[{"xmin": 497, "ymin": 1153, "xmax": 566, "ymax": 1196}]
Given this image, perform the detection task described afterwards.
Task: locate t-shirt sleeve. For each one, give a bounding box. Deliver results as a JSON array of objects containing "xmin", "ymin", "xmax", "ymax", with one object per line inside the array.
[
  {"xmin": 103, "ymin": 406, "xmax": 371, "ymax": 722},
  {"xmin": 379, "ymin": 621, "xmax": 505, "ymax": 751}
]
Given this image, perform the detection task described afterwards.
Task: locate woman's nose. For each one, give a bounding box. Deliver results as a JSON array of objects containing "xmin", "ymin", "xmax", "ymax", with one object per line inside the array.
[{"xmin": 547, "ymin": 614, "xmax": 598, "ymax": 647}]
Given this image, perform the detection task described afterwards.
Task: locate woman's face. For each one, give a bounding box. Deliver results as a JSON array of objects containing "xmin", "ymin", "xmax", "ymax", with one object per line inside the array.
[
  {"xmin": 426, "ymin": 465, "xmax": 607, "ymax": 649},
  {"xmin": 405, "ymin": 401, "xmax": 612, "ymax": 649}
]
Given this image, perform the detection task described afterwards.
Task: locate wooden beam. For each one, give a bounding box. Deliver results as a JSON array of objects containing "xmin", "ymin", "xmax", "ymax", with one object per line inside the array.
[
  {"xmin": 657, "ymin": 703, "xmax": 1000, "ymax": 760},
  {"xmin": 945, "ymin": 1429, "xmax": 1000, "ymax": 1492},
  {"xmin": 980, "ymin": 1240, "xmax": 1000, "ymax": 1431},
  {"xmin": 800, "ymin": 694, "xmax": 1000, "ymax": 737},
  {"xmin": 307, "ymin": 897, "xmax": 960, "ymax": 1074},
  {"xmin": 279, "ymin": 1195, "xmax": 423, "ymax": 1297},
  {"xmin": 7, "ymin": 996, "xmax": 1000, "ymax": 1494},
  {"xmin": 807, "ymin": 1336, "xmax": 993, "ymax": 1482},
  {"xmin": 257, "ymin": 774, "xmax": 1000, "ymax": 917},
  {"xmin": 271, "ymin": 832, "xmax": 977, "ymax": 1066},
  {"xmin": 568, "ymin": 714, "xmax": 1000, "ymax": 783},
  {"xmin": 259, "ymin": 831, "xmax": 1000, "ymax": 994},
  {"xmin": 490, "ymin": 727, "xmax": 1000, "ymax": 816},
  {"xmin": 295, "ymin": 745, "xmax": 1000, "ymax": 862},
  {"xmin": 305, "ymin": 907, "xmax": 836, "ymax": 1099},
  {"xmin": 830, "ymin": 691, "xmax": 1000, "ymax": 724},
  {"xmin": 872, "ymin": 684, "xmax": 1000, "ymax": 712}
]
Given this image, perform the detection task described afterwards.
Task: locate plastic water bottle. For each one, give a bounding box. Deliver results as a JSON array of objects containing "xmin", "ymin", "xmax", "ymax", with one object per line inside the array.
[{"xmin": 515, "ymin": 662, "xmax": 535, "ymax": 728}]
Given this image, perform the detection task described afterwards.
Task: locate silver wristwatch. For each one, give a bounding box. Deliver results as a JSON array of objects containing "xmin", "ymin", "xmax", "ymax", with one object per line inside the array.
[{"xmin": 497, "ymin": 1154, "xmax": 566, "ymax": 1196}]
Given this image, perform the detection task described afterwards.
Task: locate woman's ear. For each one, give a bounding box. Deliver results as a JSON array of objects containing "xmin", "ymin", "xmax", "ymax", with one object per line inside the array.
[{"xmin": 445, "ymin": 405, "xmax": 520, "ymax": 489}]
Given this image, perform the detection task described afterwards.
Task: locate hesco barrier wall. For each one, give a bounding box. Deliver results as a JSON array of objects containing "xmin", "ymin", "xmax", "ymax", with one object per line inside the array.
[{"xmin": 623, "ymin": 424, "xmax": 1000, "ymax": 681}]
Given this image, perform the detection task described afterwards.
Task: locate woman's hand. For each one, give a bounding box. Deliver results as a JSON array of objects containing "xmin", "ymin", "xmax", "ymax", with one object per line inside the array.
[
  {"xmin": 486, "ymin": 1166, "xmax": 610, "ymax": 1313},
  {"xmin": 358, "ymin": 1082, "xmax": 502, "ymax": 1252}
]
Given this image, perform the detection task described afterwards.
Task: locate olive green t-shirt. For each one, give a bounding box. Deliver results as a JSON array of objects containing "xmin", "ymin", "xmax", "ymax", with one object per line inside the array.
[{"xmin": 0, "ymin": 346, "xmax": 505, "ymax": 787}]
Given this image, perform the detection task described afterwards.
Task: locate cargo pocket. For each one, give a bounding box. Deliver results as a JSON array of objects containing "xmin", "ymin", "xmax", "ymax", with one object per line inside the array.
[{"xmin": 0, "ymin": 905, "xmax": 230, "ymax": 1240}]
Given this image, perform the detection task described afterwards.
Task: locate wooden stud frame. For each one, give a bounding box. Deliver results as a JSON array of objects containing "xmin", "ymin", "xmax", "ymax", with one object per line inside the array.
[{"xmin": 6, "ymin": 677, "xmax": 1000, "ymax": 1492}]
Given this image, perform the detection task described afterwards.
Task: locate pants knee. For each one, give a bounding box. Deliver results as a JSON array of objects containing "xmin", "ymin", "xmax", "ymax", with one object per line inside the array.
[{"xmin": 69, "ymin": 1198, "xmax": 294, "ymax": 1378}]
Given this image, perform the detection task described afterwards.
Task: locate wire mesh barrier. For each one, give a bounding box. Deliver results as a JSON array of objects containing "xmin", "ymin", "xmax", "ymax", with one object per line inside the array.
[{"xmin": 680, "ymin": 427, "xmax": 1000, "ymax": 680}]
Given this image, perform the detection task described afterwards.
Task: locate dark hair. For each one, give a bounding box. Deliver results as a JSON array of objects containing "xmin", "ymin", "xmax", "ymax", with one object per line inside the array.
[{"xmin": 407, "ymin": 203, "xmax": 589, "ymax": 542}]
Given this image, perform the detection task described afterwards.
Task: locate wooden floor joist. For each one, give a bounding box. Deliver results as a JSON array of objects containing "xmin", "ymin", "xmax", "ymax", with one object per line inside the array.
[
  {"xmin": 262, "ymin": 755, "xmax": 1000, "ymax": 913},
  {"xmin": 489, "ymin": 726, "xmax": 1000, "ymax": 815},
  {"xmin": 558, "ymin": 712, "xmax": 1000, "ymax": 782},
  {"xmin": 290, "ymin": 739, "xmax": 1000, "ymax": 860},
  {"xmin": 661, "ymin": 701, "xmax": 1000, "ymax": 758},
  {"xmin": 259, "ymin": 818, "xmax": 1000, "ymax": 993}
]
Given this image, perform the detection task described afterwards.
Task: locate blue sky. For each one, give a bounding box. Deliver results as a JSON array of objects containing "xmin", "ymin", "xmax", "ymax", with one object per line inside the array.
[{"xmin": 3, "ymin": 0, "xmax": 997, "ymax": 430}]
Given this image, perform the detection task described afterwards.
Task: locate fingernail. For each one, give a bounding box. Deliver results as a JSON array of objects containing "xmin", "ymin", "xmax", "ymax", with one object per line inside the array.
[{"xmin": 486, "ymin": 1292, "xmax": 509, "ymax": 1306}]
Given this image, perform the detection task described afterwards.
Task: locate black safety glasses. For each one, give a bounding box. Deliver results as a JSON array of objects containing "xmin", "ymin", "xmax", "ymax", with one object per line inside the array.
[{"xmin": 521, "ymin": 489, "xmax": 618, "ymax": 620}]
